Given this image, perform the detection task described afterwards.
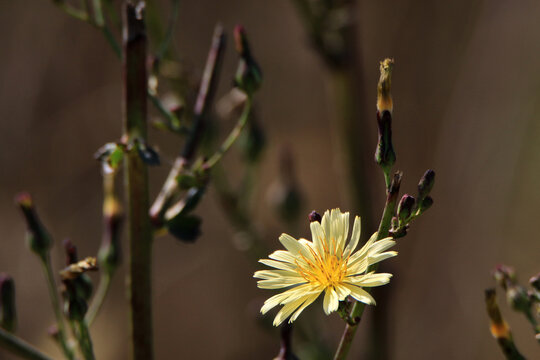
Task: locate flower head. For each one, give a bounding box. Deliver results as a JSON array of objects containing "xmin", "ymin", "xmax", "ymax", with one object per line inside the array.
[{"xmin": 254, "ymin": 208, "xmax": 397, "ymax": 326}]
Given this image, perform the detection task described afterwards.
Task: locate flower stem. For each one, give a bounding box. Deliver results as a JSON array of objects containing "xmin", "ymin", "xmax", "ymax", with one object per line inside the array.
[
  {"xmin": 122, "ymin": 3, "xmax": 153, "ymax": 360},
  {"xmin": 75, "ymin": 320, "xmax": 95, "ymax": 360},
  {"xmin": 0, "ymin": 327, "xmax": 53, "ymax": 360},
  {"xmin": 40, "ymin": 255, "xmax": 75, "ymax": 360},
  {"xmin": 333, "ymin": 173, "xmax": 402, "ymax": 360},
  {"xmin": 84, "ymin": 273, "xmax": 111, "ymax": 326},
  {"xmin": 205, "ymin": 97, "xmax": 253, "ymax": 169}
]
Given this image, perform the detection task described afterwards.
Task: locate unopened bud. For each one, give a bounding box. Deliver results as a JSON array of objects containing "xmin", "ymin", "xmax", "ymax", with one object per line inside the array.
[
  {"xmin": 63, "ymin": 239, "xmax": 78, "ymax": 266},
  {"xmin": 506, "ymin": 285, "xmax": 531, "ymax": 313},
  {"xmin": 74, "ymin": 275, "xmax": 93, "ymax": 302},
  {"xmin": 15, "ymin": 193, "xmax": 52, "ymax": 258},
  {"xmin": 417, "ymin": 196, "xmax": 433, "ymax": 214},
  {"xmin": 234, "ymin": 25, "xmax": 250, "ymax": 58},
  {"xmin": 493, "ymin": 264, "xmax": 516, "ymax": 289},
  {"xmin": 0, "ymin": 274, "xmax": 16, "ymax": 332},
  {"xmin": 530, "ymin": 273, "xmax": 540, "ymax": 292},
  {"xmin": 62, "ymin": 282, "xmax": 88, "ymax": 321},
  {"xmin": 418, "ymin": 169, "xmax": 435, "ymax": 200},
  {"xmin": 397, "ymin": 194, "xmax": 415, "ymax": 223},
  {"xmin": 308, "ymin": 211, "xmax": 321, "ymax": 223},
  {"xmin": 234, "ymin": 25, "xmax": 262, "ymax": 95},
  {"xmin": 374, "ymin": 109, "xmax": 396, "ymax": 171}
]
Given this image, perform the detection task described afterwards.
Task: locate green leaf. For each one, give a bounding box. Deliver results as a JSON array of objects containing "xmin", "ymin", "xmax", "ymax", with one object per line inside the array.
[{"xmin": 94, "ymin": 142, "xmax": 125, "ymax": 169}]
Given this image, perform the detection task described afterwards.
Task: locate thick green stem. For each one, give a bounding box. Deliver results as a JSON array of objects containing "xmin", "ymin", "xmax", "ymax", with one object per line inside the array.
[
  {"xmin": 122, "ymin": 3, "xmax": 153, "ymax": 360},
  {"xmin": 40, "ymin": 255, "xmax": 74, "ymax": 360},
  {"xmin": 0, "ymin": 327, "xmax": 53, "ymax": 360},
  {"xmin": 333, "ymin": 173, "xmax": 402, "ymax": 360}
]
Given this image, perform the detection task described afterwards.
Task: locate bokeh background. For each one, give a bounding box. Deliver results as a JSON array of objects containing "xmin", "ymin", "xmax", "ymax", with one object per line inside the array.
[{"xmin": 1, "ymin": 0, "xmax": 540, "ymax": 359}]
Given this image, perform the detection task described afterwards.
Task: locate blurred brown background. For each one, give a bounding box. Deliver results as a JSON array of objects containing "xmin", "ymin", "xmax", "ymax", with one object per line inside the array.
[{"xmin": 1, "ymin": 0, "xmax": 540, "ymax": 359}]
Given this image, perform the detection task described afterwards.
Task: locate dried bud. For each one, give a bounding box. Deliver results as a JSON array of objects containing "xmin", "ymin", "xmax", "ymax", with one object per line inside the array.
[
  {"xmin": 418, "ymin": 169, "xmax": 435, "ymax": 200},
  {"xmin": 59, "ymin": 257, "xmax": 98, "ymax": 281},
  {"xmin": 377, "ymin": 59, "xmax": 394, "ymax": 114},
  {"xmin": 308, "ymin": 211, "xmax": 322, "ymax": 223},
  {"xmin": 485, "ymin": 288, "xmax": 511, "ymax": 340},
  {"xmin": 0, "ymin": 274, "xmax": 16, "ymax": 332},
  {"xmin": 15, "ymin": 193, "xmax": 52, "ymax": 258},
  {"xmin": 397, "ymin": 194, "xmax": 415, "ymax": 223}
]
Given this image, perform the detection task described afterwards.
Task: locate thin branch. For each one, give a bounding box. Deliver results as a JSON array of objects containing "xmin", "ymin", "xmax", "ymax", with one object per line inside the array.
[
  {"xmin": 0, "ymin": 327, "xmax": 53, "ymax": 360},
  {"xmin": 85, "ymin": 273, "xmax": 111, "ymax": 326},
  {"xmin": 205, "ymin": 97, "xmax": 252, "ymax": 169},
  {"xmin": 150, "ymin": 24, "xmax": 226, "ymax": 224}
]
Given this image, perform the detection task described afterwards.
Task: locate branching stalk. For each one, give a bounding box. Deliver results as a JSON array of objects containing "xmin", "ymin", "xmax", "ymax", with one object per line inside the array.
[{"xmin": 333, "ymin": 173, "xmax": 402, "ymax": 360}]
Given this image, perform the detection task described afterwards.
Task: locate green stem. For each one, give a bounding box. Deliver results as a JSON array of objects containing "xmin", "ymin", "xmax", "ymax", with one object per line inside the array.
[
  {"xmin": 102, "ymin": 26, "xmax": 122, "ymax": 58},
  {"xmin": 205, "ymin": 97, "xmax": 253, "ymax": 169},
  {"xmin": 123, "ymin": 4, "xmax": 153, "ymax": 360},
  {"xmin": 84, "ymin": 273, "xmax": 111, "ymax": 326},
  {"xmin": 76, "ymin": 321, "xmax": 95, "ymax": 360},
  {"xmin": 333, "ymin": 173, "xmax": 402, "ymax": 360},
  {"xmin": 524, "ymin": 309, "xmax": 540, "ymax": 343},
  {"xmin": 40, "ymin": 255, "xmax": 74, "ymax": 360},
  {"xmin": 53, "ymin": 2, "xmax": 89, "ymax": 22},
  {"xmin": 91, "ymin": 0, "xmax": 104, "ymax": 26},
  {"xmin": 0, "ymin": 327, "xmax": 54, "ymax": 360},
  {"xmin": 156, "ymin": 0, "xmax": 180, "ymax": 61}
]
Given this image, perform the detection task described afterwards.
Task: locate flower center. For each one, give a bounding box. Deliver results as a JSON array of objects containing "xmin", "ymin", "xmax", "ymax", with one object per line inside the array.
[{"xmin": 297, "ymin": 250, "xmax": 348, "ymax": 289}]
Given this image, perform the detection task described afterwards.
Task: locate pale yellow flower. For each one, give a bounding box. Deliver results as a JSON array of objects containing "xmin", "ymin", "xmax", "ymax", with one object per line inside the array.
[{"xmin": 254, "ymin": 208, "xmax": 397, "ymax": 326}]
